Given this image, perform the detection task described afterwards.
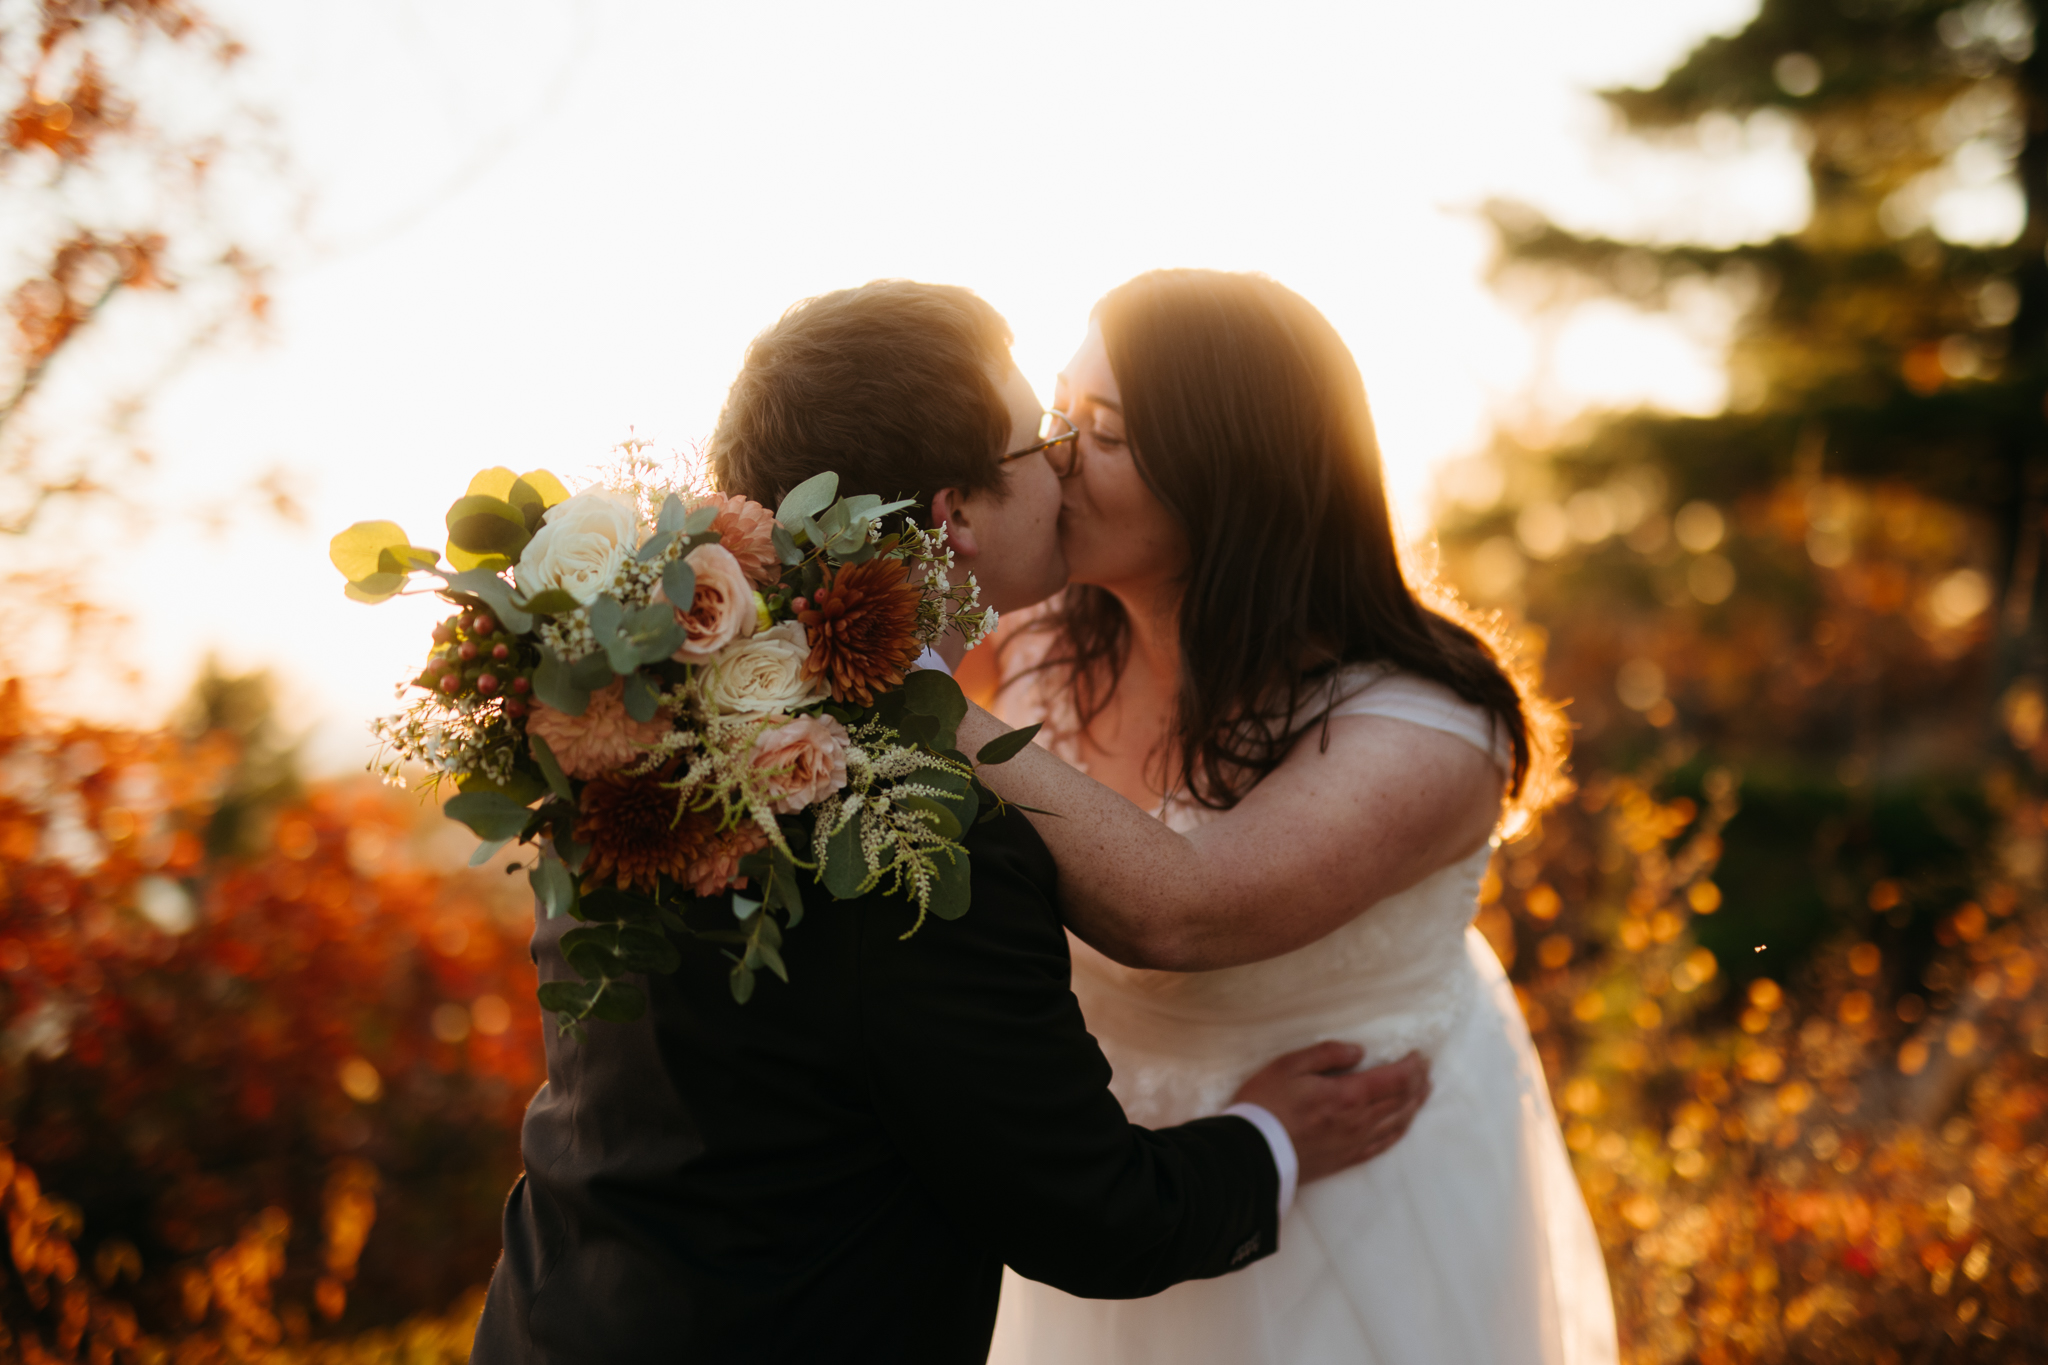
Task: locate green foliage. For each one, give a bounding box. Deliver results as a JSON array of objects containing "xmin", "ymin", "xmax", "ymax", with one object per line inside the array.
[
  {"xmin": 976, "ymin": 723, "xmax": 1044, "ymax": 767},
  {"xmin": 441, "ymin": 789, "xmax": 536, "ymax": 842}
]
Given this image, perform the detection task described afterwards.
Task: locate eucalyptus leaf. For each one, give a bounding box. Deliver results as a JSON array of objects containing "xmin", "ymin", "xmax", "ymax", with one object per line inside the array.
[
  {"xmin": 975, "ymin": 723, "xmax": 1043, "ymax": 767},
  {"xmin": 443, "ymin": 789, "xmax": 535, "ymax": 841},
  {"xmin": 517, "ymin": 468, "xmax": 570, "ymax": 508},
  {"xmin": 823, "ymin": 812, "xmax": 869, "ymax": 900},
  {"xmin": 656, "ymin": 493, "xmax": 689, "ymax": 535},
  {"xmin": 456, "ymin": 767, "xmax": 549, "ymax": 806},
  {"xmin": 941, "ymin": 781, "xmax": 979, "ymax": 832},
  {"xmin": 635, "ymin": 529, "xmax": 676, "ymax": 563},
  {"xmin": 620, "ymin": 669, "xmax": 660, "ymax": 722},
  {"xmin": 464, "ymin": 467, "xmax": 520, "ymax": 500},
  {"xmin": 556, "ymin": 833, "xmax": 591, "ymax": 875},
  {"xmin": 898, "ymin": 794, "xmax": 963, "ymax": 842},
  {"xmin": 443, "ymin": 543, "xmax": 512, "ymax": 574},
  {"xmin": 772, "ymin": 523, "xmax": 803, "ymax": 565},
  {"xmin": 532, "ymin": 649, "xmax": 591, "ymax": 716},
  {"xmin": 442, "ymin": 568, "xmax": 534, "ymax": 633},
  {"xmin": 776, "ymin": 470, "xmax": 839, "ymax": 526},
  {"xmin": 537, "ymin": 980, "xmax": 599, "ymax": 1015},
  {"xmin": 902, "ymin": 668, "xmax": 968, "ymax": 728},
  {"xmin": 330, "ymin": 520, "xmax": 414, "ymax": 582},
  {"xmin": 756, "ymin": 937, "xmax": 789, "ymax": 983},
  {"xmin": 684, "ymin": 504, "xmax": 719, "ymax": 535},
  {"xmin": 661, "ymin": 559, "xmax": 696, "ymax": 610},
  {"xmin": 468, "ymin": 836, "xmax": 511, "ymax": 867},
  {"xmin": 578, "ymin": 885, "xmax": 661, "ymax": 924},
  {"xmin": 927, "ymin": 848, "xmax": 971, "ymax": 921},
  {"xmin": 768, "ymin": 846, "xmax": 804, "ymax": 928},
  {"xmin": 729, "ymin": 962, "xmax": 756, "ymax": 1004},
  {"xmin": 505, "ymin": 475, "xmax": 548, "ymax": 515},
  {"xmin": 343, "ymin": 575, "xmax": 404, "ymax": 604},
  {"xmin": 568, "ymin": 650, "xmax": 616, "ymax": 690},
  {"xmin": 621, "ymin": 602, "xmax": 686, "ymax": 666},
  {"xmin": 529, "ymin": 850, "xmax": 577, "ymax": 918},
  {"xmin": 585, "ymin": 979, "xmax": 648, "ymax": 1022},
  {"xmin": 516, "ymin": 588, "xmax": 581, "ymax": 616},
  {"xmin": 563, "ymin": 923, "xmax": 679, "ymax": 976},
  {"xmin": 732, "ymin": 893, "xmax": 762, "ymax": 921},
  {"xmin": 446, "ymin": 494, "xmax": 533, "ymax": 559},
  {"xmin": 588, "ymin": 594, "xmax": 623, "ymax": 640}
]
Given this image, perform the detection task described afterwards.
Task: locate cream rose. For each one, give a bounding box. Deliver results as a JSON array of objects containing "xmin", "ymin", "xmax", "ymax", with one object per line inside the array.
[
  {"xmin": 701, "ymin": 621, "xmax": 827, "ymax": 716},
  {"xmin": 749, "ymin": 713, "xmax": 851, "ymax": 814},
  {"xmin": 514, "ymin": 488, "xmax": 641, "ymax": 605},
  {"xmin": 669, "ymin": 542, "xmax": 757, "ymax": 662}
]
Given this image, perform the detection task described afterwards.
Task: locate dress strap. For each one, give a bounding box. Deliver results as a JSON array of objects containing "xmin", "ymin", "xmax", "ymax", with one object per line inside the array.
[{"xmin": 1324, "ymin": 668, "xmax": 1513, "ymax": 774}]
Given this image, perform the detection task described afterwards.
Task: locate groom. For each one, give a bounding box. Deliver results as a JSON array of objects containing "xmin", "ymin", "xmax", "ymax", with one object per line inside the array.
[{"xmin": 473, "ymin": 282, "xmax": 1430, "ymax": 1364}]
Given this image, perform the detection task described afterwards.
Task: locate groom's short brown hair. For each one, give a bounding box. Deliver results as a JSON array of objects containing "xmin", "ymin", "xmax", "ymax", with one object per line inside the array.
[{"xmin": 708, "ymin": 280, "xmax": 1015, "ymax": 519}]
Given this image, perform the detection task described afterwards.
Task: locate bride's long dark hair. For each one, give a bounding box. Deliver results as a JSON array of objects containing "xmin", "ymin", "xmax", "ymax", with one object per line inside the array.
[{"xmin": 1018, "ymin": 269, "xmax": 1562, "ymax": 813}]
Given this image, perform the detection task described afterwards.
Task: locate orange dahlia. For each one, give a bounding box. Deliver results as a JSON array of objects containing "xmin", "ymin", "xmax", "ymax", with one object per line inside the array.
[
  {"xmin": 681, "ymin": 820, "xmax": 770, "ymax": 898},
  {"xmin": 576, "ymin": 769, "xmax": 722, "ymax": 893},
  {"xmin": 696, "ymin": 493, "xmax": 781, "ymax": 585},
  {"xmin": 795, "ymin": 556, "xmax": 924, "ymax": 706}
]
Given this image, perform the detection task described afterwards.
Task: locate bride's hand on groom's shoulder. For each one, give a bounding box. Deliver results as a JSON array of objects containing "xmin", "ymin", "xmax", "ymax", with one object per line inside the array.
[{"xmin": 1233, "ymin": 1044, "xmax": 1430, "ymax": 1183}]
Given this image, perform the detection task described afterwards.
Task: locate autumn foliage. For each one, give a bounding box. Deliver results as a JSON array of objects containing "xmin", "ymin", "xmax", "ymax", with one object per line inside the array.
[{"xmin": 0, "ymin": 677, "xmax": 539, "ymax": 1359}]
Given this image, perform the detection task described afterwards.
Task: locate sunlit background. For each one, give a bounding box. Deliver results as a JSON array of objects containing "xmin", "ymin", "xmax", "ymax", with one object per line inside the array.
[
  {"xmin": 17, "ymin": 0, "xmax": 1788, "ymax": 768},
  {"xmin": 13, "ymin": 2, "xmax": 2048, "ymax": 1361}
]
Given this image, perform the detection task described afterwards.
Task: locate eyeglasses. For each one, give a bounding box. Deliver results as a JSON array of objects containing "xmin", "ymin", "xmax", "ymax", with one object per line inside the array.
[{"xmin": 1000, "ymin": 409, "xmax": 1082, "ymax": 477}]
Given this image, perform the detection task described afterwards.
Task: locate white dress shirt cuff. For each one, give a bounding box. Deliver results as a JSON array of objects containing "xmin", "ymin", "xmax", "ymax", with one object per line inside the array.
[
  {"xmin": 1221, "ymin": 1102, "xmax": 1298, "ymax": 1217},
  {"xmin": 913, "ymin": 647, "xmax": 952, "ymax": 676}
]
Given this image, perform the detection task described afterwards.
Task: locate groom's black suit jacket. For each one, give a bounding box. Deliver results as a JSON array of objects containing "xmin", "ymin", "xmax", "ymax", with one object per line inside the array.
[{"xmin": 470, "ymin": 808, "xmax": 1279, "ymax": 1364}]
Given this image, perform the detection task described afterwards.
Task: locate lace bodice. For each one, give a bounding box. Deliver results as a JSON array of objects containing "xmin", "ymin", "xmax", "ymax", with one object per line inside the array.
[{"xmin": 996, "ymin": 654, "xmax": 1512, "ymax": 1127}]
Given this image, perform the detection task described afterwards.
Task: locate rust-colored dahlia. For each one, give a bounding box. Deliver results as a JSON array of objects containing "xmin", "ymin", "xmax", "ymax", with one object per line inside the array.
[
  {"xmin": 697, "ymin": 493, "xmax": 781, "ymax": 585},
  {"xmin": 682, "ymin": 820, "xmax": 770, "ymax": 898},
  {"xmin": 795, "ymin": 557, "xmax": 924, "ymax": 706},
  {"xmin": 576, "ymin": 770, "xmax": 723, "ymax": 893}
]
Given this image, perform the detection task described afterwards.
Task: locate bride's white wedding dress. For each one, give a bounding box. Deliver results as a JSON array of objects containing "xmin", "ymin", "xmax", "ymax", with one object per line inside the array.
[{"xmin": 986, "ymin": 665, "xmax": 1619, "ymax": 1365}]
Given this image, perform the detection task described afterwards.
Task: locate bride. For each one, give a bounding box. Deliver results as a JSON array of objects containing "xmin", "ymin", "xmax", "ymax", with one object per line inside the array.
[{"xmin": 963, "ymin": 270, "xmax": 1618, "ymax": 1364}]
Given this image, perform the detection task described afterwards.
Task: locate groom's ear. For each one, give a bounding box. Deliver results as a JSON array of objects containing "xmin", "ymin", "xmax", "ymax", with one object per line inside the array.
[{"xmin": 929, "ymin": 487, "xmax": 980, "ymax": 561}]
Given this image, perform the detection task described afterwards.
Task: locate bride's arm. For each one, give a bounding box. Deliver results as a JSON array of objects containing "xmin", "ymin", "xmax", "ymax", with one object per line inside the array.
[{"xmin": 957, "ymin": 704, "xmax": 1502, "ymax": 973}]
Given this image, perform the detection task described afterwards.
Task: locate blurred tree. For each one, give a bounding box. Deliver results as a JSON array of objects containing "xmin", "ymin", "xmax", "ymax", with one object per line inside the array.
[
  {"xmin": 1437, "ymin": 7, "xmax": 2048, "ymax": 1354},
  {"xmin": 1, "ymin": 0, "xmax": 282, "ymax": 536},
  {"xmin": 0, "ymin": 677, "xmax": 542, "ymax": 1345},
  {"xmin": 1443, "ymin": 0, "xmax": 2047, "ymax": 997}
]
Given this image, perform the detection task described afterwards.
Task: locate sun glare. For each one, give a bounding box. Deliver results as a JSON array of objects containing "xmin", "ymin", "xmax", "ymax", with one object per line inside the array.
[{"xmin": 45, "ymin": 0, "xmax": 1772, "ymax": 769}]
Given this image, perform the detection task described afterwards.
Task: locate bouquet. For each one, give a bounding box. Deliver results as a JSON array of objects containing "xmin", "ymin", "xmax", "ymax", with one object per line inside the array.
[{"xmin": 330, "ymin": 458, "xmax": 1039, "ymax": 1031}]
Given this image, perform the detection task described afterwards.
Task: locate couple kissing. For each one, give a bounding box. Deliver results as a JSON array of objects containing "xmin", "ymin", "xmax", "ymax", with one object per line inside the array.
[{"xmin": 471, "ymin": 272, "xmax": 1618, "ymax": 1365}]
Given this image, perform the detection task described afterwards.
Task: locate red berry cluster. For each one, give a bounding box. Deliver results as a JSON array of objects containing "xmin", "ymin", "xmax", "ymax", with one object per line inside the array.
[{"xmin": 416, "ymin": 612, "xmax": 535, "ymax": 717}]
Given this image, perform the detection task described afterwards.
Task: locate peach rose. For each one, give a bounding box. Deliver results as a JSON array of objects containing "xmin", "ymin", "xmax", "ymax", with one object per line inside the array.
[
  {"xmin": 749, "ymin": 714, "xmax": 851, "ymax": 815},
  {"xmin": 694, "ymin": 493, "xmax": 781, "ymax": 585},
  {"xmin": 667, "ymin": 542, "xmax": 756, "ymax": 662}
]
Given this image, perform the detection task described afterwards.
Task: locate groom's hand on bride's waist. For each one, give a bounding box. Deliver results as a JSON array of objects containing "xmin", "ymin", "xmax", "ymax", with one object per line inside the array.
[{"xmin": 1231, "ymin": 1044, "xmax": 1431, "ymax": 1185}]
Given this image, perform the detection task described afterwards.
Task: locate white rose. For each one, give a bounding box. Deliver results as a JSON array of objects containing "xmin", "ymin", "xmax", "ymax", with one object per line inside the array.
[
  {"xmin": 701, "ymin": 621, "xmax": 828, "ymax": 716},
  {"xmin": 514, "ymin": 488, "xmax": 641, "ymax": 605}
]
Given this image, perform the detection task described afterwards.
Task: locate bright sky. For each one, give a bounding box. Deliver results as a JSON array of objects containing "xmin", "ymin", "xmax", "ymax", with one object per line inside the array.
[{"xmin": 43, "ymin": 0, "xmax": 1805, "ymax": 771}]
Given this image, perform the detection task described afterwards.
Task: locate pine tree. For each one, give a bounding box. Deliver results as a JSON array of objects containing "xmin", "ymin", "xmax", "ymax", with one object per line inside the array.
[{"xmin": 1442, "ymin": 0, "xmax": 2046, "ymax": 989}]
